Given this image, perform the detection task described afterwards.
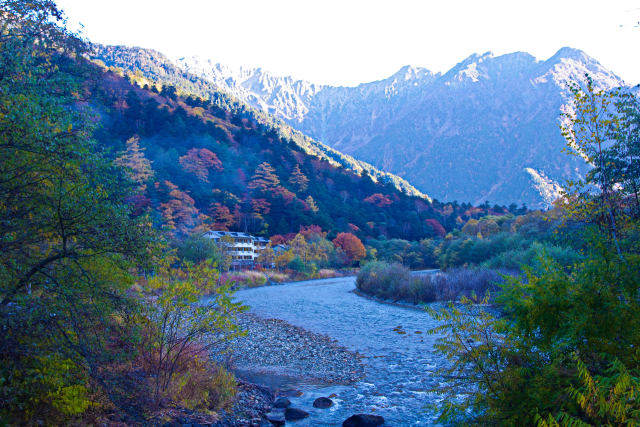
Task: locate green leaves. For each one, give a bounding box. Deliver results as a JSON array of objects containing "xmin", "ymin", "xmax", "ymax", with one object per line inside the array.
[{"xmin": 142, "ymin": 257, "xmax": 246, "ymax": 405}]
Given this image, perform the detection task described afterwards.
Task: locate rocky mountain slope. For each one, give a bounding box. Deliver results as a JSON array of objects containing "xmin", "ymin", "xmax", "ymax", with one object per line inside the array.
[{"xmin": 176, "ymin": 48, "xmax": 625, "ymax": 208}]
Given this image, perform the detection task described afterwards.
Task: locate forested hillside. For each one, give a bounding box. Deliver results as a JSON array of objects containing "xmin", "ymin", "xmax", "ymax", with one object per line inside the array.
[
  {"xmin": 92, "ymin": 45, "xmax": 429, "ymax": 198},
  {"xmin": 87, "ymin": 56, "xmax": 503, "ymax": 240}
]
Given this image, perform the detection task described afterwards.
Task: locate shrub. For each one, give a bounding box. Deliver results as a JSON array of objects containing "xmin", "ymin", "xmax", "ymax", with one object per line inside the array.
[
  {"xmin": 357, "ymin": 262, "xmax": 510, "ymax": 304},
  {"xmin": 163, "ymin": 344, "xmax": 237, "ymax": 411},
  {"xmin": 288, "ymin": 256, "xmax": 306, "ymax": 272},
  {"xmin": 482, "ymin": 241, "xmax": 583, "ymax": 271}
]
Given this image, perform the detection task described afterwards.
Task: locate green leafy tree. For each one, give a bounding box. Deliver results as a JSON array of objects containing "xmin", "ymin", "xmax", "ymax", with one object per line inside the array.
[
  {"xmin": 429, "ymin": 80, "xmax": 640, "ymax": 426},
  {"xmin": 0, "ymin": 1, "xmax": 155, "ymax": 422},
  {"xmin": 142, "ymin": 257, "xmax": 245, "ymax": 406}
]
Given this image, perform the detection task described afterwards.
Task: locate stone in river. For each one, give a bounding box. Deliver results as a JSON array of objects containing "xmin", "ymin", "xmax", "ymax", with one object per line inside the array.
[
  {"xmin": 284, "ymin": 407, "xmax": 310, "ymax": 421},
  {"xmin": 264, "ymin": 411, "xmax": 285, "ymax": 426},
  {"xmin": 273, "ymin": 397, "xmax": 291, "ymax": 408},
  {"xmin": 342, "ymin": 414, "xmax": 385, "ymax": 427},
  {"xmin": 313, "ymin": 397, "xmax": 334, "ymax": 409}
]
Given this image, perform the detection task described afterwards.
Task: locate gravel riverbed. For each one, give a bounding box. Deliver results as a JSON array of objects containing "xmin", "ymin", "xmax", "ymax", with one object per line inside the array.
[
  {"xmin": 225, "ymin": 313, "xmax": 365, "ymax": 385},
  {"xmin": 209, "ymin": 312, "xmax": 365, "ymax": 425}
]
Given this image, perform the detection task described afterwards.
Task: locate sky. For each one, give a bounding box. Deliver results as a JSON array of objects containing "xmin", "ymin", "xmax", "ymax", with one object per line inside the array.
[{"xmin": 57, "ymin": 0, "xmax": 640, "ymax": 86}]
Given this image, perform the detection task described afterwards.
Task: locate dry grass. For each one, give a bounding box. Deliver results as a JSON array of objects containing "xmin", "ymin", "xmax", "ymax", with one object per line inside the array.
[{"xmin": 222, "ymin": 271, "xmax": 267, "ymax": 288}]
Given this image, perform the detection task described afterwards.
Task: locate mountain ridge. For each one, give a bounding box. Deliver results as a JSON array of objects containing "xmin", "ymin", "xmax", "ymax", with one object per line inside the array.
[{"xmin": 173, "ymin": 47, "xmax": 625, "ymax": 208}]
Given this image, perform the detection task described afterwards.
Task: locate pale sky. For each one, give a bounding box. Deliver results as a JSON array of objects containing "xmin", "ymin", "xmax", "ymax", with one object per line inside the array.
[{"xmin": 57, "ymin": 0, "xmax": 640, "ymax": 86}]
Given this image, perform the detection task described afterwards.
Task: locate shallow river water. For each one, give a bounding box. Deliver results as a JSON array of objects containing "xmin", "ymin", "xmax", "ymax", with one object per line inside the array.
[{"xmin": 233, "ymin": 274, "xmax": 447, "ymax": 426}]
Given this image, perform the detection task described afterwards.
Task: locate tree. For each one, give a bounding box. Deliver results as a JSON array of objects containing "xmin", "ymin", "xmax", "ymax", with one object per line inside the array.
[
  {"xmin": 175, "ymin": 233, "xmax": 222, "ymax": 265},
  {"xmin": 332, "ymin": 233, "xmax": 366, "ymax": 265},
  {"xmin": 179, "ymin": 148, "xmax": 223, "ymax": 182},
  {"xmin": 210, "ymin": 203, "xmax": 235, "ymax": 231},
  {"xmin": 275, "ymin": 250, "xmax": 294, "ymax": 271},
  {"xmin": 289, "ymin": 233, "xmax": 310, "ymax": 264},
  {"xmin": 157, "ymin": 181, "xmax": 200, "ymax": 235},
  {"xmin": 142, "ymin": 257, "xmax": 245, "ymax": 406},
  {"xmin": 561, "ymin": 76, "xmax": 625, "ymax": 256},
  {"xmin": 248, "ymin": 162, "xmax": 280, "ymax": 191},
  {"xmin": 257, "ymin": 244, "xmax": 275, "ymax": 267},
  {"xmin": 289, "ymin": 164, "xmax": 309, "ymax": 192},
  {"xmin": 364, "ymin": 193, "xmax": 393, "ymax": 207},
  {"xmin": 114, "ymin": 135, "xmax": 154, "ymax": 189},
  {"xmin": 0, "ymin": 1, "xmax": 154, "ymax": 422},
  {"xmin": 425, "ymin": 218, "xmax": 446, "ymax": 238},
  {"xmin": 610, "ymin": 89, "xmax": 640, "ymax": 218},
  {"xmin": 305, "ymin": 195, "xmax": 319, "ymax": 213},
  {"xmin": 428, "ymin": 79, "xmax": 640, "ymax": 425}
]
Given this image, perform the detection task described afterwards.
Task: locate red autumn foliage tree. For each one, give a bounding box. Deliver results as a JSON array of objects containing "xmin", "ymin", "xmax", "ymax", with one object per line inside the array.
[
  {"xmin": 270, "ymin": 234, "xmax": 286, "ymax": 245},
  {"xmin": 209, "ymin": 203, "xmax": 235, "ymax": 230},
  {"xmin": 425, "ymin": 218, "xmax": 446, "ymax": 238},
  {"xmin": 156, "ymin": 181, "xmax": 200, "ymax": 234},
  {"xmin": 179, "ymin": 148, "xmax": 223, "ymax": 182},
  {"xmin": 364, "ymin": 193, "xmax": 393, "ymax": 207},
  {"xmin": 272, "ymin": 186, "xmax": 296, "ymax": 204},
  {"xmin": 332, "ymin": 232, "xmax": 366, "ymax": 264},
  {"xmin": 251, "ymin": 198, "xmax": 271, "ymax": 217},
  {"xmin": 299, "ymin": 225, "xmax": 325, "ymax": 239}
]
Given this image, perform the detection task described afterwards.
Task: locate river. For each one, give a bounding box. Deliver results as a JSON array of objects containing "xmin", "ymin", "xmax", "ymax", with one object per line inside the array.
[{"xmin": 233, "ymin": 274, "xmax": 447, "ymax": 426}]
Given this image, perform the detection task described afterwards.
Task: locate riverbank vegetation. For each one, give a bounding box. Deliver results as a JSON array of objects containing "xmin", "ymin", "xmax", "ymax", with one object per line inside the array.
[
  {"xmin": 429, "ymin": 77, "xmax": 640, "ymax": 425},
  {"xmin": 356, "ymin": 263, "xmax": 508, "ymax": 304},
  {"xmin": 0, "ymin": 3, "xmax": 244, "ymax": 424}
]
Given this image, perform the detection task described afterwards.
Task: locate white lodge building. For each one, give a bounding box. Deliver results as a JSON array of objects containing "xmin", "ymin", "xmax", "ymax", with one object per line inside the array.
[{"xmin": 203, "ymin": 231, "xmax": 270, "ymax": 267}]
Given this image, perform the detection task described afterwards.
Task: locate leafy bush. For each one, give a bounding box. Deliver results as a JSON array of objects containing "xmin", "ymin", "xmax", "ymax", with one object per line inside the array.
[
  {"xmin": 482, "ymin": 241, "xmax": 583, "ymax": 271},
  {"xmin": 288, "ymin": 256, "xmax": 306, "ymax": 272},
  {"xmin": 174, "ymin": 234, "xmax": 223, "ymax": 265},
  {"xmin": 429, "ymin": 231, "xmax": 640, "ymax": 425},
  {"xmin": 163, "ymin": 344, "xmax": 237, "ymax": 411},
  {"xmin": 438, "ymin": 232, "xmax": 529, "ymax": 269},
  {"xmin": 141, "ymin": 258, "xmax": 245, "ymax": 406}
]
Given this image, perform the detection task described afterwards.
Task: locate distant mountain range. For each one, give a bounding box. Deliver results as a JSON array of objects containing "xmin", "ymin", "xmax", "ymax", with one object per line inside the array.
[{"xmin": 174, "ymin": 48, "xmax": 625, "ymax": 208}]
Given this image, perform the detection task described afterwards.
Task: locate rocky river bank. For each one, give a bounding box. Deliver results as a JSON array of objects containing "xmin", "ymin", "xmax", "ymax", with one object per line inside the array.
[
  {"xmin": 210, "ymin": 312, "xmax": 367, "ymax": 425},
  {"xmin": 227, "ymin": 313, "xmax": 366, "ymax": 384}
]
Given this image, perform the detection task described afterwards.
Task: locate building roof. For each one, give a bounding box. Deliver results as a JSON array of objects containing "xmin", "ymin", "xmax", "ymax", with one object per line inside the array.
[{"xmin": 203, "ymin": 230, "xmax": 270, "ymax": 243}]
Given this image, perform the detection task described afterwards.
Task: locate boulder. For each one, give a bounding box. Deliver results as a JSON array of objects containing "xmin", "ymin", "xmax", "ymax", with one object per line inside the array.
[
  {"xmin": 273, "ymin": 397, "xmax": 291, "ymax": 409},
  {"xmin": 342, "ymin": 414, "xmax": 385, "ymax": 427},
  {"xmin": 264, "ymin": 411, "xmax": 285, "ymax": 426},
  {"xmin": 284, "ymin": 407, "xmax": 310, "ymax": 421},
  {"xmin": 313, "ymin": 397, "xmax": 333, "ymax": 409}
]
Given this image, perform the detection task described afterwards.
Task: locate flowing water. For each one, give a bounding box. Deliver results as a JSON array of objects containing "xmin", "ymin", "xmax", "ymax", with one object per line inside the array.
[{"xmin": 233, "ymin": 274, "xmax": 447, "ymax": 426}]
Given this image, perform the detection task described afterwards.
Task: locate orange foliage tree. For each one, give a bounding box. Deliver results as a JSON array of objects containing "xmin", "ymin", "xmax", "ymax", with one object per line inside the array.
[
  {"xmin": 289, "ymin": 164, "xmax": 309, "ymax": 192},
  {"xmin": 209, "ymin": 203, "xmax": 235, "ymax": 230},
  {"xmin": 179, "ymin": 148, "xmax": 223, "ymax": 182},
  {"xmin": 157, "ymin": 181, "xmax": 200, "ymax": 235},
  {"xmin": 332, "ymin": 232, "xmax": 366, "ymax": 264},
  {"xmin": 248, "ymin": 162, "xmax": 279, "ymax": 191},
  {"xmin": 364, "ymin": 193, "xmax": 393, "ymax": 207}
]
